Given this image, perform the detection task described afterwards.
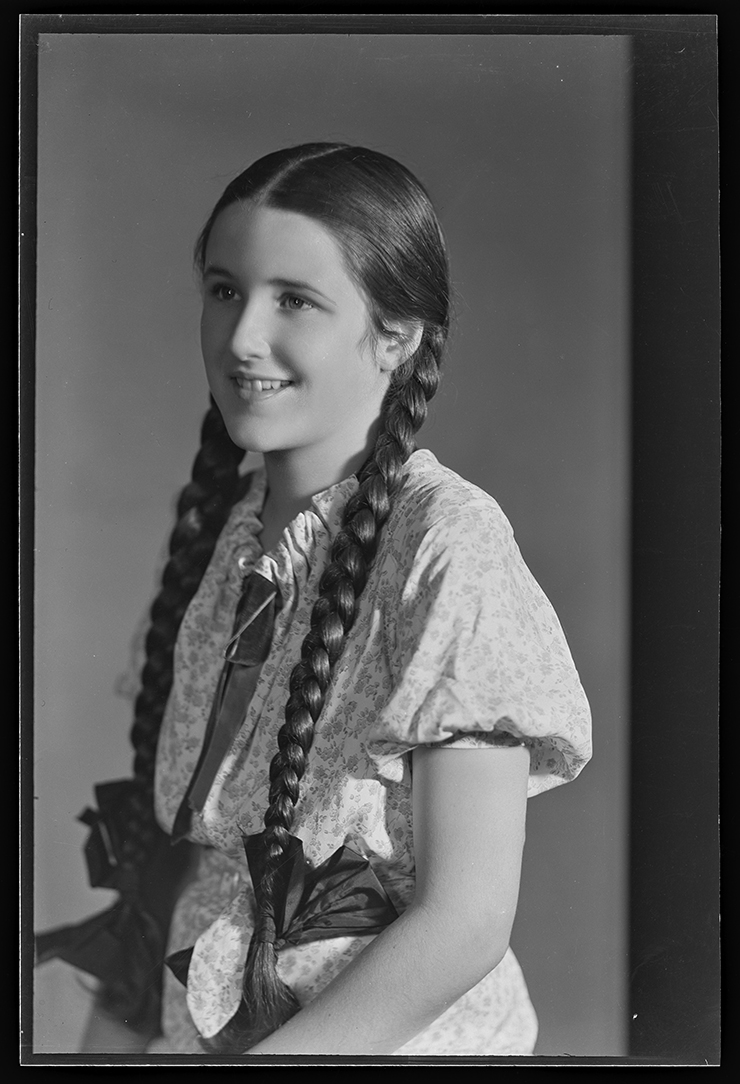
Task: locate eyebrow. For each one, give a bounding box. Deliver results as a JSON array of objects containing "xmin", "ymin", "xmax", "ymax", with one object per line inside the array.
[
  {"xmin": 202, "ymin": 263, "xmax": 235, "ymax": 280},
  {"xmin": 270, "ymin": 277, "xmax": 334, "ymax": 303},
  {"xmin": 202, "ymin": 265, "xmax": 333, "ymax": 304}
]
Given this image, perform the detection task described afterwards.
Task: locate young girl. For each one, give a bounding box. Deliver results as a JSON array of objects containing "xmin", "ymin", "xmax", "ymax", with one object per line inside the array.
[{"xmin": 37, "ymin": 143, "xmax": 592, "ymax": 1057}]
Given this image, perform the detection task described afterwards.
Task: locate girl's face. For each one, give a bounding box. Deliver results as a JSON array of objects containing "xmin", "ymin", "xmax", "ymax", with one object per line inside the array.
[{"xmin": 200, "ymin": 203, "xmax": 394, "ymax": 470}]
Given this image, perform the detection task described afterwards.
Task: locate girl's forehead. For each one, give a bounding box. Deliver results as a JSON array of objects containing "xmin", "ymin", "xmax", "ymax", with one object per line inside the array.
[{"xmin": 207, "ymin": 203, "xmax": 348, "ymax": 278}]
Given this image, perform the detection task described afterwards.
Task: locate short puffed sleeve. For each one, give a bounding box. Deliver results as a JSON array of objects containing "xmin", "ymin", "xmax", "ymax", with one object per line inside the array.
[{"xmin": 367, "ymin": 498, "xmax": 592, "ymax": 797}]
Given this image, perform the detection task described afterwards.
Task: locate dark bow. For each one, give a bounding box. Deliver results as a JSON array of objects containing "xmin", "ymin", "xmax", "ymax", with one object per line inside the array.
[
  {"xmin": 165, "ymin": 833, "xmax": 399, "ymax": 986},
  {"xmin": 35, "ymin": 779, "xmax": 194, "ymax": 1034}
]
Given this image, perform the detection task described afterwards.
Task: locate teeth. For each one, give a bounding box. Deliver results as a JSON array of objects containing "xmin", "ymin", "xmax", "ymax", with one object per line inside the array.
[{"xmin": 234, "ymin": 377, "xmax": 291, "ymax": 392}]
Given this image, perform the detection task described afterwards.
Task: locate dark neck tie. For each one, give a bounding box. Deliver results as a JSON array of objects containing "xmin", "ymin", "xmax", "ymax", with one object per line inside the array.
[{"xmin": 171, "ymin": 570, "xmax": 280, "ymax": 844}]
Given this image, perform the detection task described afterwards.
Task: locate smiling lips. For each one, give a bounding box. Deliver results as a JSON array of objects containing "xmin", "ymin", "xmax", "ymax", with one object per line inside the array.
[{"xmin": 232, "ymin": 375, "xmax": 293, "ymax": 398}]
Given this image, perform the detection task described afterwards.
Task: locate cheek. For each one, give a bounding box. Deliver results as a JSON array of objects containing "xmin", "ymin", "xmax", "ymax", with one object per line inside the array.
[
  {"xmin": 200, "ymin": 321, "xmax": 225, "ymax": 373},
  {"xmin": 199, "ymin": 313, "xmax": 212, "ymax": 357},
  {"xmin": 200, "ymin": 305, "xmax": 232, "ymax": 351}
]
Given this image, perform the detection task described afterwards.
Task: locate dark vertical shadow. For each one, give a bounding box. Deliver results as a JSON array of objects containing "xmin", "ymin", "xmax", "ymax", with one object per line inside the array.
[
  {"xmin": 20, "ymin": 17, "xmax": 39, "ymax": 1063},
  {"xmin": 629, "ymin": 20, "xmax": 720, "ymax": 1063}
]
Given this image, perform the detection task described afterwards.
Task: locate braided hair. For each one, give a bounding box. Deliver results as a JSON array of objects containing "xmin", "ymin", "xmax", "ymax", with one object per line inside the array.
[
  {"xmin": 95, "ymin": 402, "xmax": 245, "ymax": 1029},
  {"xmin": 191, "ymin": 144, "xmax": 451, "ymax": 1051},
  {"xmin": 128, "ymin": 405, "xmax": 245, "ymax": 829}
]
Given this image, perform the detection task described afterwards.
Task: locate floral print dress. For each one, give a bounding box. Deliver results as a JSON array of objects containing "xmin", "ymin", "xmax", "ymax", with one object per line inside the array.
[{"xmin": 147, "ymin": 449, "xmax": 592, "ymax": 1055}]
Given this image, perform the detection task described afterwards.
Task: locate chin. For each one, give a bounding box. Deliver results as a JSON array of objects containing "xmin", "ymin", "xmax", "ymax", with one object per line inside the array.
[
  {"xmin": 224, "ymin": 429, "xmax": 270, "ymax": 454},
  {"xmin": 219, "ymin": 416, "xmax": 277, "ymax": 455}
]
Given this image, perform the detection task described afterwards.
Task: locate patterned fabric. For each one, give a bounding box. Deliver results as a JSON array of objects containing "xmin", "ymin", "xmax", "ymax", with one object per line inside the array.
[
  {"xmin": 150, "ymin": 449, "xmax": 592, "ymax": 1054},
  {"xmin": 171, "ymin": 571, "xmax": 279, "ymax": 843}
]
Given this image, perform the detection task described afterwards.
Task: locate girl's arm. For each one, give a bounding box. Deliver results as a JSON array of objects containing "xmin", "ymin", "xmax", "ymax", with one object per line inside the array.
[{"xmin": 248, "ymin": 742, "xmax": 530, "ymax": 1055}]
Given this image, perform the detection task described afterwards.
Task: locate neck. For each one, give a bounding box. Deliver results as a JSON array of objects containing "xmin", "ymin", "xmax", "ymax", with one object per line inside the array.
[{"xmin": 259, "ymin": 431, "xmax": 378, "ymax": 551}]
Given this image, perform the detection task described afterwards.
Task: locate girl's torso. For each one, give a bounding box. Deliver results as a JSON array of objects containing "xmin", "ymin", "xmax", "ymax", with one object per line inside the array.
[{"xmin": 151, "ymin": 448, "xmax": 591, "ymax": 1052}]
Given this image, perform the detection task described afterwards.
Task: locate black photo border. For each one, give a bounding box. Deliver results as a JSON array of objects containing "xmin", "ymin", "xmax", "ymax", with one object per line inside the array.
[{"xmin": 19, "ymin": 12, "xmax": 721, "ymax": 1068}]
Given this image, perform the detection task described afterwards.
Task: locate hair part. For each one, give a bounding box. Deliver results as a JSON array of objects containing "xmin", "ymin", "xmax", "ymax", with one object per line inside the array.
[{"xmin": 194, "ymin": 143, "xmax": 450, "ymax": 347}]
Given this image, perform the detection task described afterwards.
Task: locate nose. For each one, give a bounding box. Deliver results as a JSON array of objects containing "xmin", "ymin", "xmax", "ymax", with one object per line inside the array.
[{"xmin": 229, "ymin": 298, "xmax": 270, "ymax": 361}]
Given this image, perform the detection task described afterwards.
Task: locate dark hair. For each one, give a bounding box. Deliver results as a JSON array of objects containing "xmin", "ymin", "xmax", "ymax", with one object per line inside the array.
[
  {"xmin": 96, "ymin": 402, "xmax": 245, "ymax": 1030},
  {"xmin": 126, "ymin": 143, "xmax": 449, "ymax": 1048},
  {"xmin": 194, "ymin": 144, "xmax": 449, "ymax": 352}
]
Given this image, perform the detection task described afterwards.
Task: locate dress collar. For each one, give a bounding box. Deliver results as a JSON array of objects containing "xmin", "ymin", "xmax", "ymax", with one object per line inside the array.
[
  {"xmin": 236, "ymin": 463, "xmax": 360, "ymax": 547},
  {"xmin": 308, "ymin": 471, "xmax": 360, "ymax": 538},
  {"xmin": 224, "ymin": 464, "xmax": 360, "ymax": 604},
  {"xmin": 233, "ymin": 450, "xmax": 432, "ymax": 583}
]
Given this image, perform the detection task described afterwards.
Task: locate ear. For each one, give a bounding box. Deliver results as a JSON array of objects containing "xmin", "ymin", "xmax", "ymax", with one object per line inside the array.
[{"xmin": 376, "ymin": 322, "xmax": 424, "ymax": 373}]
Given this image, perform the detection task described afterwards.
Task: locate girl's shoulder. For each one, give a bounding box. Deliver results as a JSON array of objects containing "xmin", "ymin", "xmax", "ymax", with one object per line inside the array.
[{"xmin": 391, "ymin": 449, "xmax": 514, "ymax": 549}]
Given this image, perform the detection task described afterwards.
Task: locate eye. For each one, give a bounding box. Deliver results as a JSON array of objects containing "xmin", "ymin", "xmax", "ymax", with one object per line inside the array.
[
  {"xmin": 208, "ymin": 283, "xmax": 238, "ymax": 302},
  {"xmin": 280, "ymin": 294, "xmax": 314, "ymax": 312}
]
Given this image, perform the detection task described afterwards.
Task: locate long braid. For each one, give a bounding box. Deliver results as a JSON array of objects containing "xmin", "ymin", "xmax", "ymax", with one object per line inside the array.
[
  {"xmin": 96, "ymin": 401, "xmax": 244, "ymax": 1026},
  {"xmin": 204, "ymin": 332, "xmax": 443, "ymax": 1053},
  {"xmin": 125, "ymin": 403, "xmax": 245, "ymax": 845}
]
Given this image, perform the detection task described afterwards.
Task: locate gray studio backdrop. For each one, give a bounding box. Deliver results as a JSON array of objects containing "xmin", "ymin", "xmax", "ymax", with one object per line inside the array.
[{"xmin": 33, "ymin": 33, "xmax": 631, "ymax": 1056}]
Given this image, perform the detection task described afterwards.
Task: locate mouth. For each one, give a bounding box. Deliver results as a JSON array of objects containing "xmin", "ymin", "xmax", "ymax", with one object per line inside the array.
[{"xmin": 231, "ymin": 376, "xmax": 293, "ymax": 400}]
